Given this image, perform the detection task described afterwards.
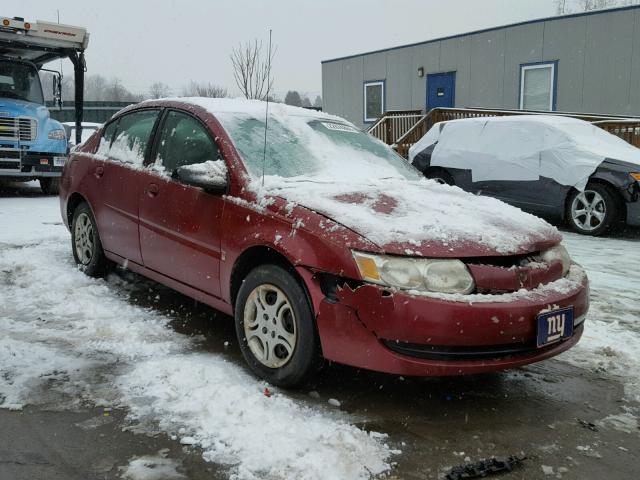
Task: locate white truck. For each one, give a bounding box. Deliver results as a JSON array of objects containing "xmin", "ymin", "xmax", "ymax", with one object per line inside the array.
[{"xmin": 0, "ymin": 16, "xmax": 89, "ymax": 193}]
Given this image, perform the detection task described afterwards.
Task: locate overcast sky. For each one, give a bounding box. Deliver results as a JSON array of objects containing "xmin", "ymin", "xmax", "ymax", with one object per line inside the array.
[{"xmin": 13, "ymin": 0, "xmax": 559, "ymax": 99}]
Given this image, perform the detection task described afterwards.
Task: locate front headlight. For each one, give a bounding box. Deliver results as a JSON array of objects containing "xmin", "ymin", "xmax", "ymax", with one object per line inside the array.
[
  {"xmin": 352, "ymin": 251, "xmax": 475, "ymax": 294},
  {"xmin": 540, "ymin": 244, "xmax": 571, "ymax": 276},
  {"xmin": 48, "ymin": 129, "xmax": 66, "ymax": 140}
]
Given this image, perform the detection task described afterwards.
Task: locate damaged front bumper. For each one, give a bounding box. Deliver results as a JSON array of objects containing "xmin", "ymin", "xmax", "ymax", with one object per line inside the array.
[{"xmin": 298, "ymin": 265, "xmax": 589, "ymax": 376}]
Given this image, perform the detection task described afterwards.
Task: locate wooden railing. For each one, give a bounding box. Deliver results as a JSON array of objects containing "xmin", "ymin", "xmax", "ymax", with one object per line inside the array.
[
  {"xmin": 369, "ymin": 107, "xmax": 640, "ymax": 158},
  {"xmin": 593, "ymin": 120, "xmax": 640, "ymax": 148},
  {"xmin": 367, "ymin": 110, "xmax": 423, "ymax": 145}
]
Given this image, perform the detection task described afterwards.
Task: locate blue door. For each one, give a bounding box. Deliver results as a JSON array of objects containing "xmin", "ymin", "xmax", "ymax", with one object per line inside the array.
[{"xmin": 427, "ymin": 72, "xmax": 456, "ymax": 110}]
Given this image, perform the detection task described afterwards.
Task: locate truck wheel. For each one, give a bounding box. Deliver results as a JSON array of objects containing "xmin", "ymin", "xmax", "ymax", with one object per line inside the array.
[
  {"xmin": 566, "ymin": 183, "xmax": 619, "ymax": 236},
  {"xmin": 40, "ymin": 178, "xmax": 60, "ymax": 195},
  {"xmin": 235, "ymin": 264, "xmax": 321, "ymax": 388},
  {"xmin": 71, "ymin": 202, "xmax": 110, "ymax": 277}
]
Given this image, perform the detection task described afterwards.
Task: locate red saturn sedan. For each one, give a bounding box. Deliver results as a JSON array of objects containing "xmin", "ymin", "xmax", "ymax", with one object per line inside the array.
[{"xmin": 59, "ymin": 98, "xmax": 589, "ymax": 387}]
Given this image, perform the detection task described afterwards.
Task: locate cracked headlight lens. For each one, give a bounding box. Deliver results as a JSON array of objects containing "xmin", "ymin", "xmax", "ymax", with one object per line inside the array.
[{"xmin": 352, "ymin": 251, "xmax": 475, "ymax": 294}]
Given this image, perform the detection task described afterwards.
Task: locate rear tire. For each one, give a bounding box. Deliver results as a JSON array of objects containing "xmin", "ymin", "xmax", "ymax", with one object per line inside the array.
[
  {"xmin": 424, "ymin": 168, "xmax": 454, "ymax": 186},
  {"xmin": 71, "ymin": 202, "xmax": 110, "ymax": 277},
  {"xmin": 39, "ymin": 178, "xmax": 60, "ymax": 195},
  {"xmin": 566, "ymin": 183, "xmax": 620, "ymax": 236},
  {"xmin": 235, "ymin": 264, "xmax": 321, "ymax": 388}
]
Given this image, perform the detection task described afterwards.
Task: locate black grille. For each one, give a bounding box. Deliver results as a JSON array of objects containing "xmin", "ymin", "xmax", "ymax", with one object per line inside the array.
[
  {"xmin": 0, "ymin": 160, "xmax": 20, "ymax": 170},
  {"xmin": 383, "ymin": 325, "xmax": 583, "ymax": 361},
  {"xmin": 0, "ymin": 116, "xmax": 37, "ymax": 141}
]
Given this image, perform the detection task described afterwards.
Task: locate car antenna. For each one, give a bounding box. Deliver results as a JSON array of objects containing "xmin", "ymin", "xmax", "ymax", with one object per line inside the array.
[{"xmin": 261, "ymin": 29, "xmax": 273, "ymax": 188}]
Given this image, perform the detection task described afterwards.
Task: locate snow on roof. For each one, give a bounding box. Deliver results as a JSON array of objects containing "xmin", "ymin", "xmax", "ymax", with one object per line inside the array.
[{"xmin": 409, "ymin": 114, "xmax": 640, "ymax": 191}]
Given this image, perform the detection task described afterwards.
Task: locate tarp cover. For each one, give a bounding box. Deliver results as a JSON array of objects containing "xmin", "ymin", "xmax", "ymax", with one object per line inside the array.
[{"xmin": 408, "ymin": 115, "xmax": 640, "ymax": 191}]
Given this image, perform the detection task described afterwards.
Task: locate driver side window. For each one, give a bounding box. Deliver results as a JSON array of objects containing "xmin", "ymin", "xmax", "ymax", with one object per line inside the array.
[{"xmin": 154, "ymin": 111, "xmax": 220, "ymax": 175}]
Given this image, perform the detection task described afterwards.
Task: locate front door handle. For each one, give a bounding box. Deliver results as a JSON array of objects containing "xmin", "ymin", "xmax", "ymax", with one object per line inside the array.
[
  {"xmin": 146, "ymin": 183, "xmax": 159, "ymax": 197},
  {"xmin": 95, "ymin": 166, "xmax": 104, "ymax": 178}
]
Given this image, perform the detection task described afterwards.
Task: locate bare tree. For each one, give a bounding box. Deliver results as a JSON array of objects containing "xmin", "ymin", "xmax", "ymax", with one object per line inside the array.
[
  {"xmin": 148, "ymin": 81, "xmax": 172, "ymax": 99},
  {"xmin": 230, "ymin": 39, "xmax": 275, "ymax": 100},
  {"xmin": 181, "ymin": 81, "xmax": 228, "ymax": 98}
]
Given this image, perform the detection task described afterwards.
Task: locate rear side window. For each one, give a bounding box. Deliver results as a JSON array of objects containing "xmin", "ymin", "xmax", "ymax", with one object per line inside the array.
[
  {"xmin": 95, "ymin": 121, "xmax": 117, "ymax": 156},
  {"xmin": 109, "ymin": 110, "xmax": 160, "ymax": 165},
  {"xmin": 153, "ymin": 111, "xmax": 220, "ymax": 174}
]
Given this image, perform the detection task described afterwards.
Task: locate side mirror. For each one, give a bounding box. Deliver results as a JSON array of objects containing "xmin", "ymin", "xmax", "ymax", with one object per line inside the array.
[
  {"xmin": 52, "ymin": 74, "xmax": 63, "ymax": 110},
  {"xmin": 174, "ymin": 160, "xmax": 228, "ymax": 194}
]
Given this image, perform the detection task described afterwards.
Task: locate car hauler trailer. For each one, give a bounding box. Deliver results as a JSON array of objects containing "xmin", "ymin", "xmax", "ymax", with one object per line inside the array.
[{"xmin": 0, "ymin": 16, "xmax": 88, "ymax": 194}]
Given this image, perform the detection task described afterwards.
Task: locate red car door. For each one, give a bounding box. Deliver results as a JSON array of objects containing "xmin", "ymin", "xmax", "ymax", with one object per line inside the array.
[
  {"xmin": 92, "ymin": 109, "xmax": 161, "ymax": 266},
  {"xmin": 138, "ymin": 110, "xmax": 224, "ymax": 297}
]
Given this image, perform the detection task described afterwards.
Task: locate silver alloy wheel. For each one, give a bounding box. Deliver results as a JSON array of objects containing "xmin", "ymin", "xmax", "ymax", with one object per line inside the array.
[
  {"xmin": 74, "ymin": 212, "xmax": 94, "ymax": 265},
  {"xmin": 243, "ymin": 284, "xmax": 297, "ymax": 369},
  {"xmin": 571, "ymin": 190, "xmax": 606, "ymax": 231}
]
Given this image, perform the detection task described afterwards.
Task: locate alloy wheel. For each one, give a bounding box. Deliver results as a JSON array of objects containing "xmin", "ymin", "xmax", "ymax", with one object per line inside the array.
[{"xmin": 571, "ymin": 190, "xmax": 606, "ymax": 232}]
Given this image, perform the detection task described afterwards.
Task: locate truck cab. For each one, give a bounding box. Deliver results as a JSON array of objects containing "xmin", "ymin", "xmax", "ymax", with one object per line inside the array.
[{"xmin": 0, "ymin": 16, "xmax": 89, "ymax": 194}]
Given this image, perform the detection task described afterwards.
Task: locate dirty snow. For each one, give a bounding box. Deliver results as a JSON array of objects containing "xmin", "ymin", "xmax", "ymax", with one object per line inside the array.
[
  {"xmin": 0, "ymin": 195, "xmax": 391, "ymax": 480},
  {"xmin": 1, "ymin": 193, "xmax": 640, "ymax": 478},
  {"xmin": 120, "ymin": 455, "xmax": 186, "ymax": 480}
]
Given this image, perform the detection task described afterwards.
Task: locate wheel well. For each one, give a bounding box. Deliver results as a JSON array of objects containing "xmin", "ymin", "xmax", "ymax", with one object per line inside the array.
[
  {"xmin": 564, "ymin": 179, "xmax": 626, "ymax": 220},
  {"xmin": 66, "ymin": 193, "xmax": 87, "ymax": 226},
  {"xmin": 230, "ymin": 246, "xmax": 301, "ymax": 309}
]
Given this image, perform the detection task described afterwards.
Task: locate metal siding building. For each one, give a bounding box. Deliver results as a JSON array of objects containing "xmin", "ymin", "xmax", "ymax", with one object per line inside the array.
[{"xmin": 321, "ymin": 5, "xmax": 640, "ymax": 129}]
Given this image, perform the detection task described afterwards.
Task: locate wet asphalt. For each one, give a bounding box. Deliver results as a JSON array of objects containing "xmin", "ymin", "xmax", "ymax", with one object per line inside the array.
[{"xmin": 1, "ymin": 181, "xmax": 639, "ymax": 480}]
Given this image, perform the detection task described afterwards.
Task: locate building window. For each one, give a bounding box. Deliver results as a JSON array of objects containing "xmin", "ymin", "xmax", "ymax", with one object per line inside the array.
[
  {"xmin": 519, "ymin": 62, "xmax": 557, "ymax": 111},
  {"xmin": 364, "ymin": 80, "xmax": 385, "ymax": 122}
]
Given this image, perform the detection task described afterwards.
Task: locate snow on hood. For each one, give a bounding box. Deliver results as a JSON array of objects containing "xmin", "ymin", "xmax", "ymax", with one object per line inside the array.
[
  {"xmin": 162, "ymin": 98, "xmax": 559, "ymax": 255},
  {"xmin": 0, "ymin": 98, "xmax": 51, "ymax": 123},
  {"xmin": 258, "ymin": 176, "xmax": 561, "ymax": 256}
]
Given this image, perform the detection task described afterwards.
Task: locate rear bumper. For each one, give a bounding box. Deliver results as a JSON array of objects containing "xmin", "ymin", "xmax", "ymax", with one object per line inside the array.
[{"xmin": 311, "ymin": 265, "xmax": 589, "ymax": 376}]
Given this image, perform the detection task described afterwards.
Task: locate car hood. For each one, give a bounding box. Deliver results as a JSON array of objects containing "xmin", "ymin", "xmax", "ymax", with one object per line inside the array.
[{"xmin": 261, "ymin": 177, "xmax": 561, "ymax": 257}]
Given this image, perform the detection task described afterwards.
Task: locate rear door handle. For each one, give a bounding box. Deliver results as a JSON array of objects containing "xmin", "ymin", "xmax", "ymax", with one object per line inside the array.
[
  {"xmin": 95, "ymin": 166, "xmax": 104, "ymax": 178},
  {"xmin": 146, "ymin": 183, "xmax": 159, "ymax": 197}
]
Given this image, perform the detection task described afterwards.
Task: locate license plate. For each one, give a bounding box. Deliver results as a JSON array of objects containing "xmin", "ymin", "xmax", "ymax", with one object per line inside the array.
[
  {"xmin": 537, "ymin": 307, "xmax": 574, "ymax": 347},
  {"xmin": 53, "ymin": 156, "xmax": 66, "ymax": 167}
]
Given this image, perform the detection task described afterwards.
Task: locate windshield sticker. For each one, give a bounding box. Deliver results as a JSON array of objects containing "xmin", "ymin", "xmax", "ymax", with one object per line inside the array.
[{"xmin": 321, "ymin": 122, "xmax": 359, "ymax": 133}]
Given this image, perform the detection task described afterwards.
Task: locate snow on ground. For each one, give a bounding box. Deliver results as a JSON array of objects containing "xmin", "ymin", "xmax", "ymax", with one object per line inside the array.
[
  {"xmin": 1, "ymin": 193, "xmax": 639, "ymax": 478},
  {"xmin": 562, "ymin": 232, "xmax": 640, "ymax": 402},
  {"xmin": 0, "ymin": 196, "xmax": 391, "ymax": 480}
]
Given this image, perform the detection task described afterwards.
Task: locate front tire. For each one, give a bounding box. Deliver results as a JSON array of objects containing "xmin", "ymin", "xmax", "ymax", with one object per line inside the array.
[
  {"xmin": 71, "ymin": 202, "xmax": 110, "ymax": 277},
  {"xmin": 235, "ymin": 264, "xmax": 321, "ymax": 388},
  {"xmin": 40, "ymin": 178, "xmax": 60, "ymax": 195},
  {"xmin": 566, "ymin": 183, "xmax": 620, "ymax": 236}
]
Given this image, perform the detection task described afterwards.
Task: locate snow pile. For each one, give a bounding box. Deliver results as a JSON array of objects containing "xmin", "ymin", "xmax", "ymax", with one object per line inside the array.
[
  {"xmin": 0, "ymin": 196, "xmax": 392, "ymax": 479},
  {"xmin": 118, "ymin": 355, "xmax": 391, "ymax": 480},
  {"xmin": 258, "ymin": 176, "xmax": 560, "ymax": 254},
  {"xmin": 409, "ymin": 115, "xmax": 640, "ymax": 190}
]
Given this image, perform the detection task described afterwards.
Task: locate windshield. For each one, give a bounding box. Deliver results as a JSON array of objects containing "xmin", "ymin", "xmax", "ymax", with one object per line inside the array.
[
  {"xmin": 0, "ymin": 60, "xmax": 44, "ymax": 104},
  {"xmin": 216, "ymin": 112, "xmax": 422, "ymax": 182}
]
